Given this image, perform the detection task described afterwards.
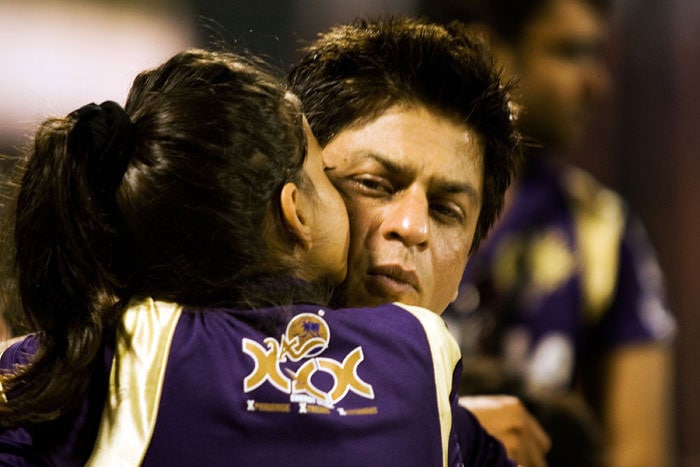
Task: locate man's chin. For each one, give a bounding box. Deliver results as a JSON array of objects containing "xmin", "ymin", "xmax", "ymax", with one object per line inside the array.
[
  {"xmin": 330, "ymin": 285, "xmax": 387, "ymax": 310},
  {"xmin": 330, "ymin": 277, "xmax": 428, "ymax": 310}
]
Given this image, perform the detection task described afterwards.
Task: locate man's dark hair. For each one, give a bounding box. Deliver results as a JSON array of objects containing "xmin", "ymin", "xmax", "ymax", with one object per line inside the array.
[{"xmin": 288, "ymin": 16, "xmax": 520, "ymax": 251}]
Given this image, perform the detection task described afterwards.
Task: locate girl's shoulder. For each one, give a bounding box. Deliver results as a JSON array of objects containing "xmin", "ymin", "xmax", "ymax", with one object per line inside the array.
[{"xmin": 0, "ymin": 334, "xmax": 38, "ymax": 370}]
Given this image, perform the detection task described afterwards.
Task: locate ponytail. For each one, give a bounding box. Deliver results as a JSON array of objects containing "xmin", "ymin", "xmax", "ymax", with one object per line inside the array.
[{"xmin": 1, "ymin": 101, "xmax": 134, "ymax": 425}]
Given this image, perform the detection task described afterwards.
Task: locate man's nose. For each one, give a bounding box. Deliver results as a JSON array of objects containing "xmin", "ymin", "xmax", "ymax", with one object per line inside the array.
[{"xmin": 383, "ymin": 187, "xmax": 429, "ymax": 248}]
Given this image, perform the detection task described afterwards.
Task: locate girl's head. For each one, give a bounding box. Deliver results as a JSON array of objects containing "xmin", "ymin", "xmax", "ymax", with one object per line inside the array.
[
  {"xmin": 114, "ymin": 49, "xmax": 348, "ymax": 304},
  {"xmin": 13, "ymin": 49, "xmax": 349, "ymax": 333},
  {"xmin": 1, "ymin": 49, "xmax": 348, "ymax": 426}
]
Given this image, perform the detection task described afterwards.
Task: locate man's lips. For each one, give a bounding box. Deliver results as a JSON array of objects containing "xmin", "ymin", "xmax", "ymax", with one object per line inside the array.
[{"xmin": 367, "ymin": 265, "xmax": 420, "ymax": 295}]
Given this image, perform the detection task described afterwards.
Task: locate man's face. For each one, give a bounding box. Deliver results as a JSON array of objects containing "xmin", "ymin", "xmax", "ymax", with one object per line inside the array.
[
  {"xmin": 322, "ymin": 104, "xmax": 484, "ymax": 314},
  {"xmin": 501, "ymin": 0, "xmax": 610, "ymax": 148}
]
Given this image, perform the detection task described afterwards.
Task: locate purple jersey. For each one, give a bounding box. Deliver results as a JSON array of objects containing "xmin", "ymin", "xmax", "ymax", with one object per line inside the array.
[
  {"xmin": 1, "ymin": 299, "xmax": 513, "ymax": 466},
  {"xmin": 445, "ymin": 156, "xmax": 676, "ymax": 391}
]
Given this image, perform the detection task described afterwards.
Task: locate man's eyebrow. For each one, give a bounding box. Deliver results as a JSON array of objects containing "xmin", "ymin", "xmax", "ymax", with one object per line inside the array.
[
  {"xmin": 363, "ymin": 152, "xmax": 481, "ymax": 203},
  {"xmin": 435, "ymin": 180, "xmax": 481, "ymax": 204},
  {"xmin": 362, "ymin": 151, "xmax": 404, "ymax": 173}
]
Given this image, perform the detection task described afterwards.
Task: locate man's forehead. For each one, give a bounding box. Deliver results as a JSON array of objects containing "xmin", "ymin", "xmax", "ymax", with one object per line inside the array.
[
  {"xmin": 357, "ymin": 149, "xmax": 482, "ymax": 201},
  {"xmin": 325, "ymin": 105, "xmax": 484, "ymax": 190}
]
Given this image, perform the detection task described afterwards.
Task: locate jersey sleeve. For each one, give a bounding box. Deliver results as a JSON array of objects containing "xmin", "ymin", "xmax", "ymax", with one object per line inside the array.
[
  {"xmin": 593, "ymin": 217, "xmax": 676, "ymax": 347},
  {"xmin": 452, "ymin": 404, "xmax": 516, "ymax": 467},
  {"xmin": 0, "ymin": 334, "xmax": 39, "ymax": 371},
  {"xmin": 394, "ymin": 303, "xmax": 515, "ymax": 466},
  {"xmin": 394, "ymin": 302, "xmax": 462, "ymax": 463},
  {"xmin": 0, "ymin": 335, "xmax": 43, "ymax": 465}
]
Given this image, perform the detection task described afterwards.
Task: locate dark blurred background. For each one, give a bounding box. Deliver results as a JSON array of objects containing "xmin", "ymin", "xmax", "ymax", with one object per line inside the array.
[{"xmin": 1, "ymin": 1, "xmax": 698, "ymax": 464}]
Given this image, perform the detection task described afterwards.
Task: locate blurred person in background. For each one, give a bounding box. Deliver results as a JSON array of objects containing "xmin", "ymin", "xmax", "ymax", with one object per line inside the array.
[{"xmin": 418, "ymin": 0, "xmax": 677, "ymax": 466}]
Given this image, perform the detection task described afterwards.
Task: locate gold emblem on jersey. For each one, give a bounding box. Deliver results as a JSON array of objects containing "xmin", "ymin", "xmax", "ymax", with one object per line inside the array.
[{"xmin": 242, "ymin": 311, "xmax": 375, "ymax": 414}]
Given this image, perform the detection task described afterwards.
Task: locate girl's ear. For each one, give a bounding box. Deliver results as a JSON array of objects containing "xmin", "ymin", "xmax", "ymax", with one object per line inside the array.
[{"xmin": 280, "ymin": 182, "xmax": 312, "ymax": 250}]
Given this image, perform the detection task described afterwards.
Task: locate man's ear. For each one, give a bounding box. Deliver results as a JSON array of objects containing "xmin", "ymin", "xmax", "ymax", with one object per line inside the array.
[{"xmin": 280, "ymin": 182, "xmax": 312, "ymax": 250}]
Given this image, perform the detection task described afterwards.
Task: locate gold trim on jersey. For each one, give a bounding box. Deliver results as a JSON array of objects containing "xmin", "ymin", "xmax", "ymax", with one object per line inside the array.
[
  {"xmin": 394, "ymin": 302, "xmax": 461, "ymax": 467},
  {"xmin": 87, "ymin": 299, "xmax": 182, "ymax": 466},
  {"xmin": 564, "ymin": 167, "xmax": 625, "ymax": 323}
]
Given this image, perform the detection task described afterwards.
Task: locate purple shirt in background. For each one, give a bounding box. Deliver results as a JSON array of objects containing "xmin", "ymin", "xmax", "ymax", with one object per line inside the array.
[{"xmin": 445, "ymin": 155, "xmax": 676, "ymax": 391}]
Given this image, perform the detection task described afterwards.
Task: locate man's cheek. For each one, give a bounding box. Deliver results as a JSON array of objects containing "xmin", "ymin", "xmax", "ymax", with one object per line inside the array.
[{"xmin": 344, "ymin": 199, "xmax": 372, "ymax": 232}]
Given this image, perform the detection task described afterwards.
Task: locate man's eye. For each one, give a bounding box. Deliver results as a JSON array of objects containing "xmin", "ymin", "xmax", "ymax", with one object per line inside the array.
[
  {"xmin": 430, "ymin": 202, "xmax": 464, "ymax": 222},
  {"xmin": 354, "ymin": 176, "xmax": 393, "ymax": 193}
]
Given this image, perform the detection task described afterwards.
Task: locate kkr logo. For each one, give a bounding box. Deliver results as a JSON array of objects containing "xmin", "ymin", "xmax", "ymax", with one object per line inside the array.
[{"xmin": 242, "ymin": 312, "xmax": 374, "ymax": 407}]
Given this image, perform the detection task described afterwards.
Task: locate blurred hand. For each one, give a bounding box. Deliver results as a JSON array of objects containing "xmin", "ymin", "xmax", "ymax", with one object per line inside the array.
[{"xmin": 460, "ymin": 395, "xmax": 551, "ymax": 467}]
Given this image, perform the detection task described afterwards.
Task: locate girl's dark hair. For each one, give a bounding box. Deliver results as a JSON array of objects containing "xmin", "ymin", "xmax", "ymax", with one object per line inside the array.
[
  {"xmin": 288, "ymin": 16, "xmax": 521, "ymax": 252},
  {"xmin": 0, "ymin": 49, "xmax": 313, "ymax": 425}
]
